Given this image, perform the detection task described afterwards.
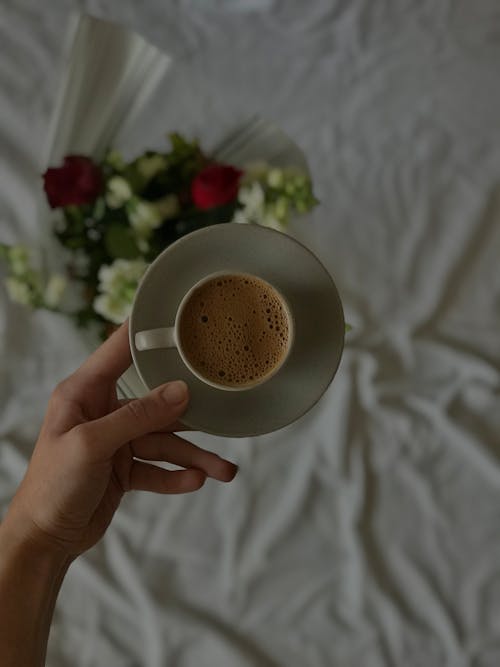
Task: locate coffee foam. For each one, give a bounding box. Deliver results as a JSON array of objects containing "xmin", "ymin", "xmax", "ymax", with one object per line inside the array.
[{"xmin": 178, "ymin": 275, "xmax": 290, "ymax": 387}]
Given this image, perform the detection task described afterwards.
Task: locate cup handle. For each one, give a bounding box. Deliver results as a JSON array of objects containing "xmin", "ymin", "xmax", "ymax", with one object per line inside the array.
[{"xmin": 134, "ymin": 327, "xmax": 176, "ymax": 351}]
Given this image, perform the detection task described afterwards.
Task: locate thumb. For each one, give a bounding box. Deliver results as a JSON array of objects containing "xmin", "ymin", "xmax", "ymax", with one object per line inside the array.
[{"xmin": 85, "ymin": 381, "xmax": 189, "ymax": 455}]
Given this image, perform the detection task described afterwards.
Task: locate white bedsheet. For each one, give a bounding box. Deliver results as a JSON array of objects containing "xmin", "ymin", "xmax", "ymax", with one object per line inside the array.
[{"xmin": 1, "ymin": 1, "xmax": 500, "ymax": 665}]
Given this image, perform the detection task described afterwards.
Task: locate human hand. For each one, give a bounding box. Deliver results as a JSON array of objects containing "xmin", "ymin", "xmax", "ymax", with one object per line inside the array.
[{"xmin": 3, "ymin": 321, "xmax": 237, "ymax": 560}]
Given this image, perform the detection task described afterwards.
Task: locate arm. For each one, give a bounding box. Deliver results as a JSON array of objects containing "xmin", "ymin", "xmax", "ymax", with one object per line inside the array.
[
  {"xmin": 0, "ymin": 322, "xmax": 237, "ymax": 666},
  {"xmin": 0, "ymin": 521, "xmax": 70, "ymax": 667}
]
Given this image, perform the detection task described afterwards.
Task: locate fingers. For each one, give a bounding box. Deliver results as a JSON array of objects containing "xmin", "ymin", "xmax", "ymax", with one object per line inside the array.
[
  {"xmin": 84, "ymin": 380, "xmax": 189, "ymax": 456},
  {"xmin": 118, "ymin": 399, "xmax": 189, "ymax": 432},
  {"xmin": 131, "ymin": 433, "xmax": 238, "ymax": 482},
  {"xmin": 76, "ymin": 320, "xmax": 132, "ymax": 383},
  {"xmin": 129, "ymin": 461, "xmax": 206, "ymax": 494}
]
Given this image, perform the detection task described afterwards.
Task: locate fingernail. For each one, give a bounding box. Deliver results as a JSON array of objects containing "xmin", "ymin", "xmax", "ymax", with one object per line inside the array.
[
  {"xmin": 228, "ymin": 463, "xmax": 239, "ymax": 481},
  {"xmin": 161, "ymin": 380, "xmax": 188, "ymax": 405},
  {"xmin": 220, "ymin": 460, "xmax": 239, "ymax": 482}
]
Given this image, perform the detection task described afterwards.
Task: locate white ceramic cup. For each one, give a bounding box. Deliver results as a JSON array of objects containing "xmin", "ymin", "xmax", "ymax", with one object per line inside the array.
[{"xmin": 134, "ymin": 270, "xmax": 295, "ymax": 392}]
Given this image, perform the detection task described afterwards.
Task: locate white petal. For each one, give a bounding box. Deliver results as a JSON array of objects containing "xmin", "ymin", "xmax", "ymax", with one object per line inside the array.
[
  {"xmin": 106, "ymin": 176, "xmax": 133, "ymax": 209},
  {"xmin": 6, "ymin": 277, "xmax": 33, "ymax": 306},
  {"xmin": 44, "ymin": 274, "xmax": 67, "ymax": 307},
  {"xmin": 232, "ymin": 210, "xmax": 248, "ymax": 224}
]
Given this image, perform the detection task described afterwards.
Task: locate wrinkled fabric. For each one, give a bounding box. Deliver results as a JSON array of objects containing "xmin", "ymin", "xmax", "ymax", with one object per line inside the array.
[{"xmin": 1, "ymin": 1, "xmax": 500, "ymax": 666}]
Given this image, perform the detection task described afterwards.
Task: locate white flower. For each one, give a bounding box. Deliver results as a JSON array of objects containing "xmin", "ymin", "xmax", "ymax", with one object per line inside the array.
[
  {"xmin": 97, "ymin": 258, "xmax": 147, "ymax": 292},
  {"xmin": 128, "ymin": 200, "xmax": 162, "ymax": 238},
  {"xmin": 93, "ymin": 293, "xmax": 132, "ymax": 325},
  {"xmin": 8, "ymin": 245, "xmax": 31, "ymax": 276},
  {"xmin": 93, "ymin": 258, "xmax": 148, "ymax": 325},
  {"xmin": 106, "ymin": 176, "xmax": 133, "ymax": 209},
  {"xmin": 233, "ymin": 209, "xmax": 251, "ymax": 225},
  {"xmin": 96, "ymin": 264, "xmax": 116, "ymax": 292},
  {"xmin": 232, "ymin": 182, "xmax": 267, "ymax": 226},
  {"xmin": 137, "ymin": 154, "xmax": 167, "ymax": 181},
  {"xmin": 43, "ymin": 274, "xmax": 67, "ymax": 308},
  {"xmin": 238, "ymin": 182, "xmax": 265, "ymax": 211},
  {"xmin": 232, "ymin": 181, "xmax": 287, "ymax": 230},
  {"xmin": 267, "ymin": 168, "xmax": 284, "ymax": 188},
  {"xmin": 155, "ymin": 194, "xmax": 179, "ymax": 220},
  {"xmin": 238, "ymin": 183, "xmax": 264, "ymax": 208},
  {"xmin": 5, "ymin": 276, "xmax": 34, "ymax": 306}
]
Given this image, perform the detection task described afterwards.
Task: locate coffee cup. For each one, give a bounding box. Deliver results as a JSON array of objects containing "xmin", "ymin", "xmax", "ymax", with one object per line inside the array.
[{"xmin": 134, "ymin": 271, "xmax": 295, "ymax": 392}]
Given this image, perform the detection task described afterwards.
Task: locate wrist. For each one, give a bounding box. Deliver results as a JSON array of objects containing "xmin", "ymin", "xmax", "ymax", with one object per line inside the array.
[{"xmin": 0, "ymin": 511, "xmax": 73, "ymax": 575}]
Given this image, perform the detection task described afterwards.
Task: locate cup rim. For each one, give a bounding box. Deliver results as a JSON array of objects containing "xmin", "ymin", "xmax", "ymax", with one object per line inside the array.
[{"xmin": 173, "ymin": 270, "xmax": 295, "ymax": 392}]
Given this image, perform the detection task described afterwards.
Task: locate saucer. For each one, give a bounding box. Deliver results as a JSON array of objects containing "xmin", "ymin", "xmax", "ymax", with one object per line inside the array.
[{"xmin": 129, "ymin": 223, "xmax": 344, "ymax": 437}]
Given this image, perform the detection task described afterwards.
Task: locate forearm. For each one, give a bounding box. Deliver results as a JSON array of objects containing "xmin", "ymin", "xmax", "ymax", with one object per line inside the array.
[{"xmin": 0, "ymin": 518, "xmax": 71, "ymax": 667}]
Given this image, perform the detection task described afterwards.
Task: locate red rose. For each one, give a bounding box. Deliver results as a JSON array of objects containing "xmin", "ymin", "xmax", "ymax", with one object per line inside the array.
[
  {"xmin": 43, "ymin": 155, "xmax": 103, "ymax": 208},
  {"xmin": 191, "ymin": 163, "xmax": 243, "ymax": 209}
]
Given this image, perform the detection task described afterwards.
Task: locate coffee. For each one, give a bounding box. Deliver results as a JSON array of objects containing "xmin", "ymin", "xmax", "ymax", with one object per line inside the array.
[{"xmin": 178, "ymin": 274, "xmax": 290, "ymax": 388}]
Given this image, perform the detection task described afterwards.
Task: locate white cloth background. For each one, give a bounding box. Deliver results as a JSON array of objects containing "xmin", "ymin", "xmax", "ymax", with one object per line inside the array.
[{"xmin": 1, "ymin": 1, "xmax": 500, "ymax": 666}]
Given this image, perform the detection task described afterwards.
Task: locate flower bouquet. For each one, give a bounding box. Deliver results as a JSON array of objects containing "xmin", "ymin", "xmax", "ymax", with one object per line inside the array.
[{"xmin": 0, "ymin": 133, "xmax": 317, "ymax": 339}]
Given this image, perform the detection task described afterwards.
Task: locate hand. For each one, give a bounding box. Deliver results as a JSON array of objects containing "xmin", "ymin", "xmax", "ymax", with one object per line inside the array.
[{"xmin": 3, "ymin": 321, "xmax": 237, "ymax": 560}]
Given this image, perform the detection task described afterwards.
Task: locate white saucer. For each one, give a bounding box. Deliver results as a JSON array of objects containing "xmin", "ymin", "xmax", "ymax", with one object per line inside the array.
[{"xmin": 129, "ymin": 223, "xmax": 344, "ymax": 437}]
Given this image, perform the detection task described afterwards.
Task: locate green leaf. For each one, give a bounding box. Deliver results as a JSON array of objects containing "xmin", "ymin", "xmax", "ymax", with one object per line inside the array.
[
  {"xmin": 171, "ymin": 202, "xmax": 237, "ymax": 238},
  {"xmin": 345, "ymin": 323, "xmax": 352, "ymax": 332},
  {"xmin": 64, "ymin": 237, "xmax": 87, "ymax": 250},
  {"xmin": 0, "ymin": 243, "xmax": 10, "ymax": 260},
  {"xmin": 104, "ymin": 224, "xmax": 141, "ymax": 259},
  {"xmin": 74, "ymin": 304, "xmax": 103, "ymax": 329},
  {"xmin": 93, "ymin": 197, "xmax": 106, "ymax": 220}
]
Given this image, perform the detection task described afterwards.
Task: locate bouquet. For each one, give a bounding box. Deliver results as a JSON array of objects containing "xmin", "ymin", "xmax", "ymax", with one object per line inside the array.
[{"xmin": 1, "ymin": 133, "xmax": 317, "ymax": 338}]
